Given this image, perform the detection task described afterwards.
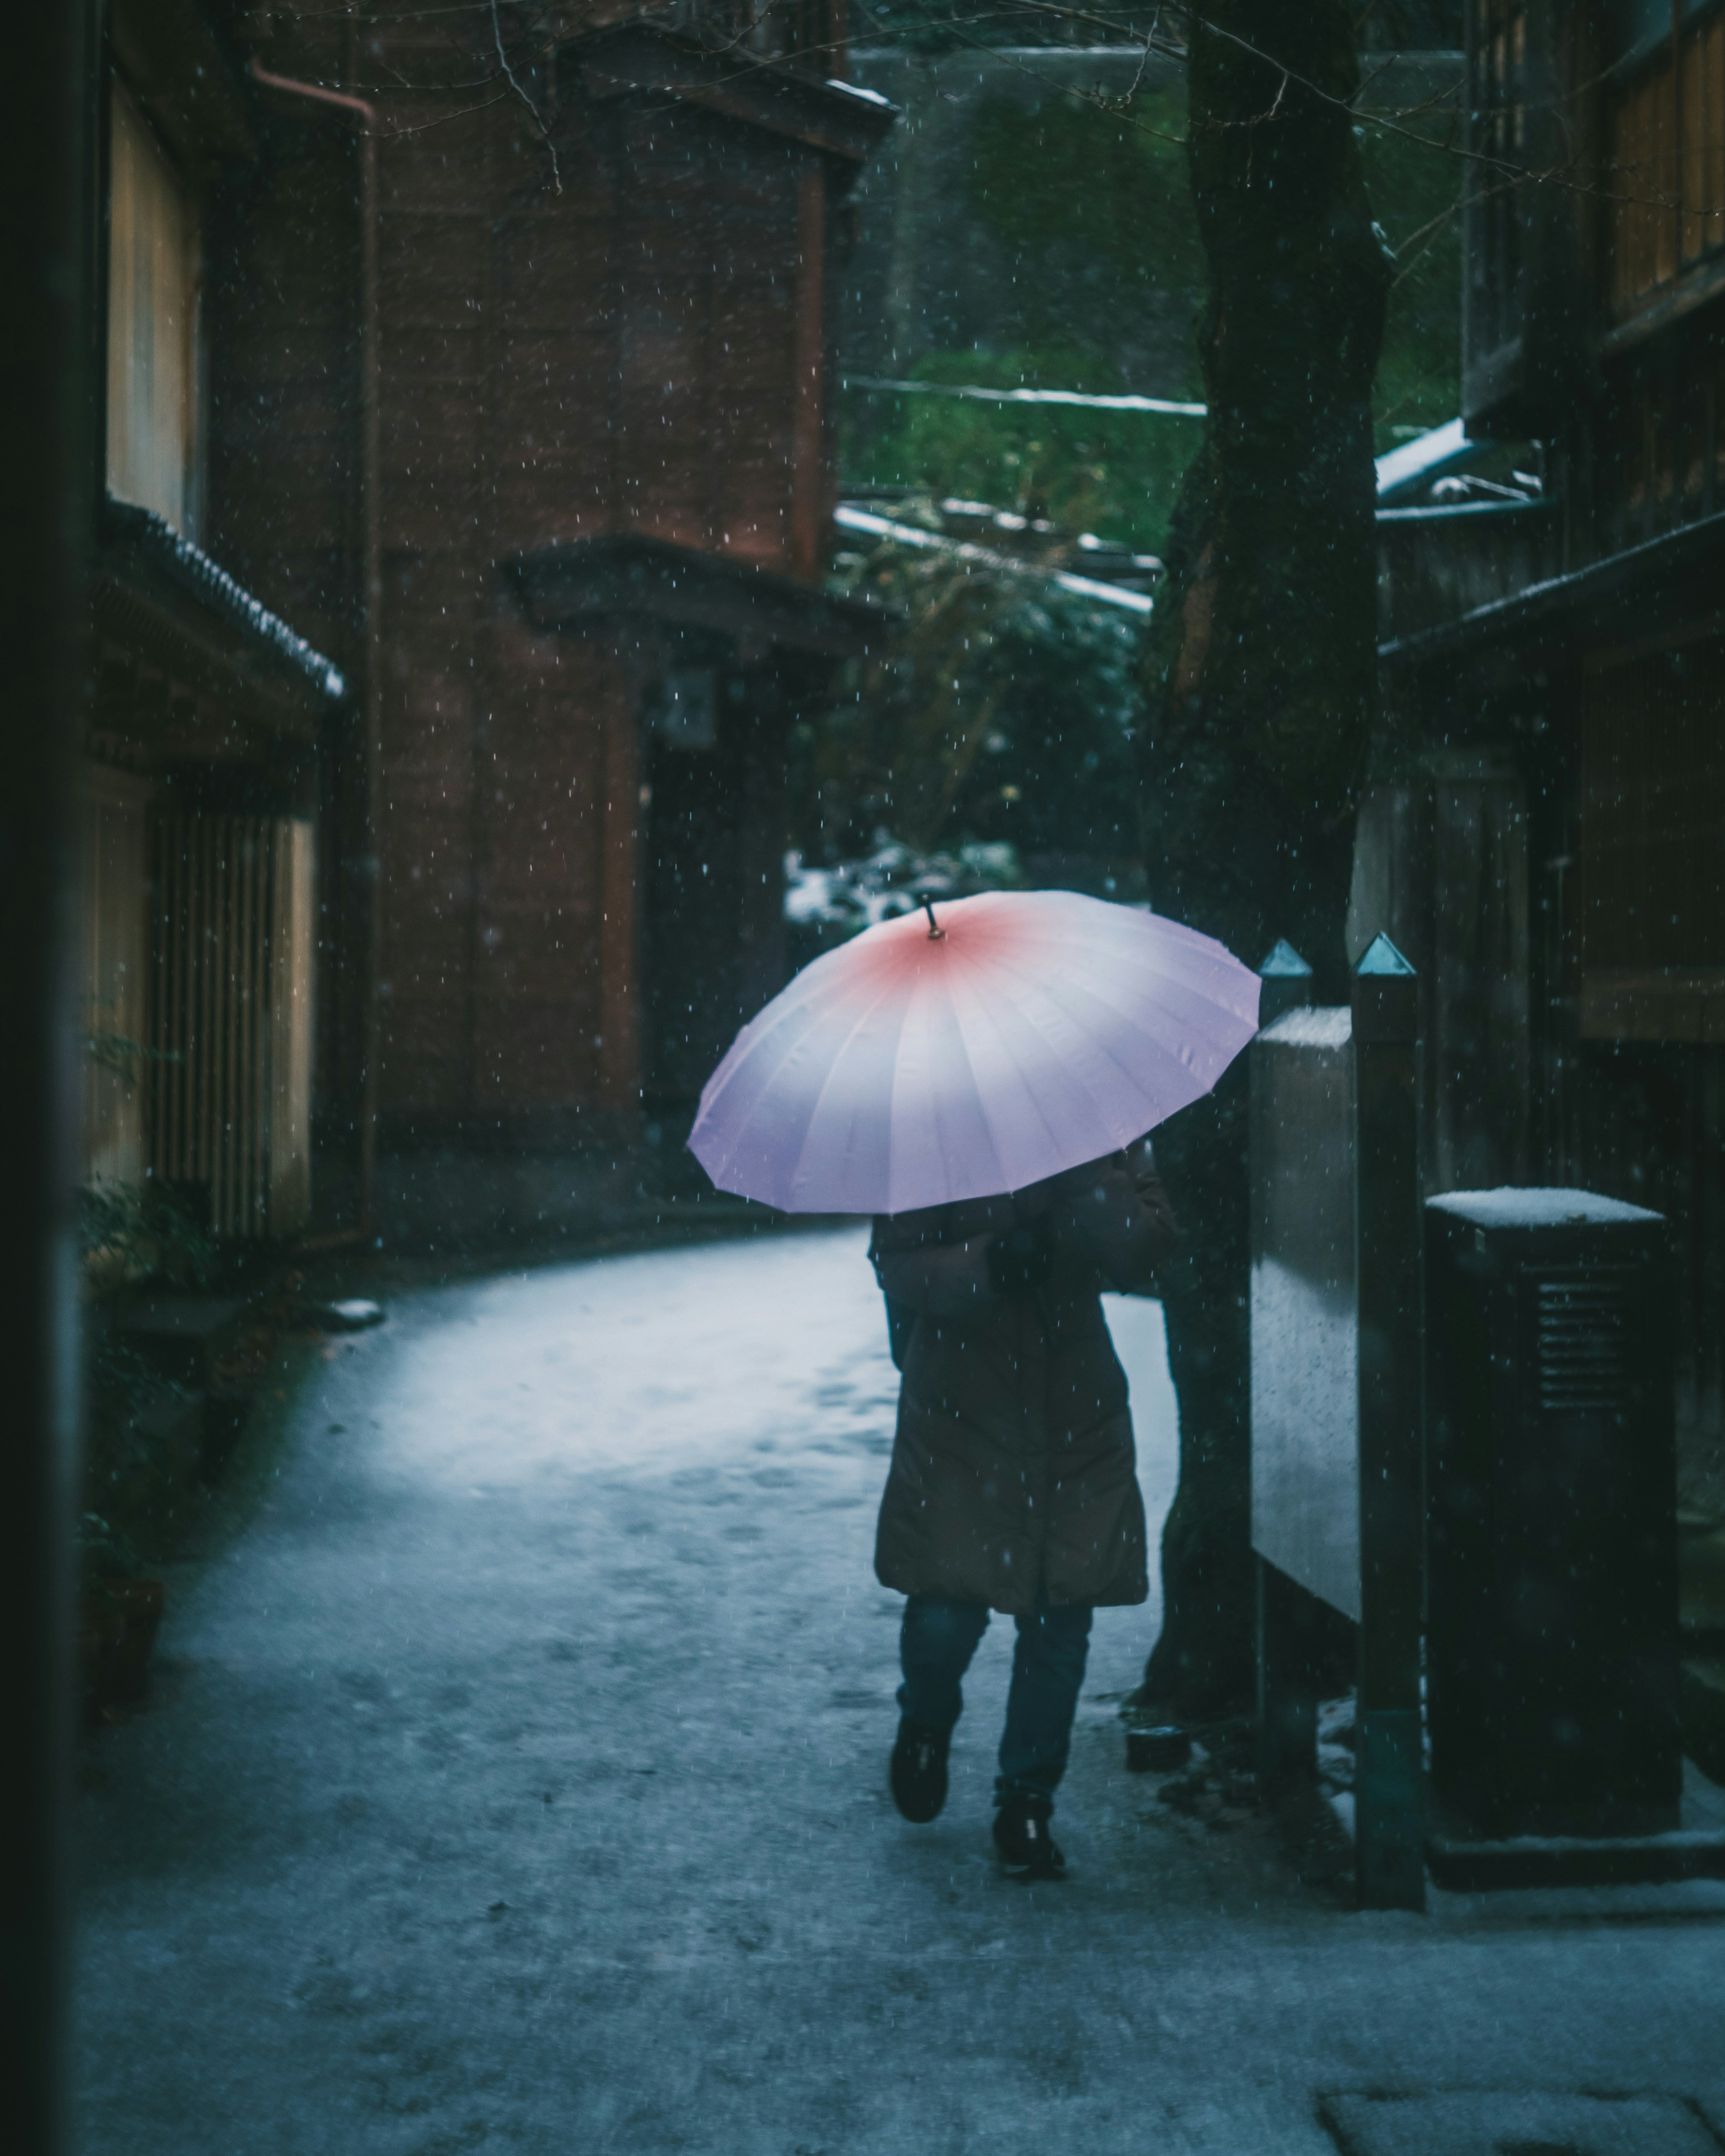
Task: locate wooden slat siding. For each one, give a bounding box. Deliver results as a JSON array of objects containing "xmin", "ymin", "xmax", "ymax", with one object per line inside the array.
[
  {"xmin": 1633, "ymin": 71, "xmax": 1656, "ymax": 306},
  {"xmin": 1714, "ymin": 352, "xmax": 1725, "ymax": 501},
  {"xmin": 249, "ymin": 824, "xmax": 271, "ymax": 1229},
  {"xmin": 221, "ymin": 823, "xmax": 237, "ymax": 1231},
  {"xmin": 1436, "ymin": 779, "xmax": 1532, "ymax": 1188},
  {"xmin": 1628, "ymin": 73, "xmax": 1654, "ymax": 306},
  {"xmin": 232, "ymin": 822, "xmax": 249, "ymax": 1230},
  {"xmin": 151, "ymin": 808, "xmax": 177, "ymax": 1186},
  {"xmin": 1659, "ymin": 33, "xmax": 1681, "ymax": 290},
  {"xmin": 1611, "ymin": 80, "xmax": 1630, "ymax": 313},
  {"xmin": 228, "ymin": 823, "xmax": 242, "ymax": 1231},
  {"xmin": 80, "ymin": 766, "xmax": 153, "ymax": 1188},
  {"xmin": 1708, "ymin": 17, "xmax": 1725, "ymax": 250},
  {"xmin": 269, "ymin": 819, "xmax": 315, "ymax": 1233},
  {"xmin": 185, "ymin": 818, "xmax": 204, "ymax": 1197},
  {"xmin": 149, "ymin": 813, "xmax": 316, "ymax": 1236},
  {"xmin": 1685, "ymin": 18, "xmax": 1708, "ymax": 263},
  {"xmin": 226, "ymin": 819, "xmax": 246, "ymax": 1233},
  {"xmin": 1580, "ymin": 642, "xmax": 1725, "ymax": 1040},
  {"xmin": 1609, "ymin": 24, "xmax": 1725, "ymax": 313},
  {"xmin": 164, "ymin": 811, "xmax": 193, "ymax": 1207}
]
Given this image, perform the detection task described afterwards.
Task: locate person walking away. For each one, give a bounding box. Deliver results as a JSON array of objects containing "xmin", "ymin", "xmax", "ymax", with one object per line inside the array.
[{"xmin": 870, "ymin": 1142, "xmax": 1178, "ymax": 1878}]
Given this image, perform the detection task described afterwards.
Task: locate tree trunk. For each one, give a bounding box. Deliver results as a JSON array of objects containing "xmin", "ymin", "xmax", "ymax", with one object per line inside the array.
[{"xmin": 1136, "ymin": 1, "xmax": 1389, "ymax": 1719}]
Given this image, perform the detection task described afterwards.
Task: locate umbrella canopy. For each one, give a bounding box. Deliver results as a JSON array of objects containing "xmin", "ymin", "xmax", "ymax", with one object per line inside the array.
[{"xmin": 689, "ymin": 888, "xmax": 1260, "ymax": 1215}]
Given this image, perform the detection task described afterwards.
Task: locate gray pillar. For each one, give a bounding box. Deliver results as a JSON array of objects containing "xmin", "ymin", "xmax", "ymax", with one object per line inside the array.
[
  {"xmin": 1252, "ymin": 939, "xmax": 1322, "ymax": 1797},
  {"xmin": 1352, "ymin": 934, "xmax": 1425, "ymax": 1911}
]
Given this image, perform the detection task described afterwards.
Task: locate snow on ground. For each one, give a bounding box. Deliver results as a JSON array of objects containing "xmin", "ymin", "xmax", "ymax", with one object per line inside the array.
[{"xmin": 75, "ymin": 1228, "xmax": 1725, "ymax": 2156}]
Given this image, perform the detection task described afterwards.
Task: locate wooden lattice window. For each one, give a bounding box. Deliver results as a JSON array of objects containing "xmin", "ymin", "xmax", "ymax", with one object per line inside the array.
[
  {"xmin": 106, "ymin": 79, "xmax": 203, "ymax": 535},
  {"xmin": 1607, "ymin": 9, "xmax": 1725, "ymax": 317},
  {"xmin": 1579, "ymin": 640, "xmax": 1725, "ymax": 1040},
  {"xmin": 1470, "ymin": 0, "xmax": 1529, "ymax": 355}
]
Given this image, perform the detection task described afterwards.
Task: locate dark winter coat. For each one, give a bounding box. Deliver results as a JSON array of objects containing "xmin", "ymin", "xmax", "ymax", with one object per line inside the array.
[{"xmin": 870, "ymin": 1145, "xmax": 1178, "ymax": 1615}]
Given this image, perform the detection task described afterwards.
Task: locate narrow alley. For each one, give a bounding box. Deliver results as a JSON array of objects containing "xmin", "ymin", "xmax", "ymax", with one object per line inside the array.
[{"xmin": 74, "ymin": 1229, "xmax": 1725, "ymax": 2156}]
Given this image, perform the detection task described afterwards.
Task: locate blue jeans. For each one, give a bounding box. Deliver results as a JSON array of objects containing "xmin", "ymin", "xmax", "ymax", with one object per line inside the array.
[{"xmin": 898, "ymin": 1594, "xmax": 1094, "ymax": 1803}]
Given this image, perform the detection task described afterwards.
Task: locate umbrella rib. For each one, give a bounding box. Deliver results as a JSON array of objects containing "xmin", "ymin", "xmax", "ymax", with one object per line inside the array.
[
  {"xmin": 781, "ymin": 964, "xmax": 920, "ymax": 1207},
  {"xmin": 943, "ymin": 958, "xmax": 1072, "ymax": 1185},
  {"xmin": 964, "ymin": 941, "xmax": 1221, "ymax": 1139},
  {"xmin": 889, "ymin": 956, "xmax": 1008, "ymax": 1210},
  {"xmin": 700, "ymin": 963, "xmax": 897, "ymax": 1175}
]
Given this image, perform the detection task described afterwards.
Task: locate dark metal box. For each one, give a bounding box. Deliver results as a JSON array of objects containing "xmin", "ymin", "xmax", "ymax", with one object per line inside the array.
[{"xmin": 1424, "ymin": 1188, "xmax": 1681, "ymax": 1838}]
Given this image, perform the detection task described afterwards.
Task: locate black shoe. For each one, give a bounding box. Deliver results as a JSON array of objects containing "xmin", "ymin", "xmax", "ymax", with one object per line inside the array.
[
  {"xmin": 992, "ymin": 1797, "xmax": 1066, "ymax": 1879},
  {"xmin": 890, "ymin": 1719, "xmax": 951, "ymax": 1823}
]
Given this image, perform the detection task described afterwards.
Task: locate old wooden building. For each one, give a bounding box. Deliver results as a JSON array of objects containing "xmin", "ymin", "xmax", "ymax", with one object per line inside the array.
[
  {"xmin": 87, "ymin": 0, "xmax": 355, "ymax": 1244},
  {"xmin": 88, "ymin": 0, "xmax": 888, "ymax": 1241},
  {"xmin": 1361, "ymin": 1, "xmax": 1725, "ymax": 1519},
  {"xmin": 258, "ymin": 2, "xmax": 888, "ymax": 1181}
]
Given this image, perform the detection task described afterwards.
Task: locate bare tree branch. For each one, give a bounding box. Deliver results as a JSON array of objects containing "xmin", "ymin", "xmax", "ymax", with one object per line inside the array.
[{"xmin": 491, "ymin": 0, "xmax": 562, "ymax": 189}]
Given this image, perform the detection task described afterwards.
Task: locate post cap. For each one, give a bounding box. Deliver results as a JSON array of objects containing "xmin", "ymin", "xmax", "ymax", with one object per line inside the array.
[
  {"xmin": 1259, "ymin": 938, "xmax": 1313, "ymax": 978},
  {"xmin": 1355, "ymin": 932, "xmax": 1415, "ymax": 978},
  {"xmin": 1352, "ymin": 933, "xmax": 1417, "ymax": 1043}
]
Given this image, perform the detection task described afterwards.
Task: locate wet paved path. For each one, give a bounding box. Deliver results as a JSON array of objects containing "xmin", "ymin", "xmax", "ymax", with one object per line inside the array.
[{"xmin": 77, "ymin": 1229, "xmax": 1725, "ymax": 2155}]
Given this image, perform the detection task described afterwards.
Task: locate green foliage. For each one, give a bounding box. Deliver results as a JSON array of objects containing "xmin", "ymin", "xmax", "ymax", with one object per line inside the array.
[
  {"xmin": 842, "ymin": 356, "xmax": 1203, "ymax": 561},
  {"xmin": 841, "ymin": 72, "xmax": 1463, "ymax": 548},
  {"xmin": 828, "ymin": 35, "xmax": 1464, "ymax": 930},
  {"xmin": 77, "ymin": 1512, "xmax": 144, "ymax": 1585},
  {"xmin": 969, "ymin": 80, "xmax": 1206, "ymax": 323},
  {"xmin": 796, "ymin": 524, "xmax": 1144, "ymax": 871},
  {"xmin": 80, "ymin": 1180, "xmax": 218, "ymax": 1296}
]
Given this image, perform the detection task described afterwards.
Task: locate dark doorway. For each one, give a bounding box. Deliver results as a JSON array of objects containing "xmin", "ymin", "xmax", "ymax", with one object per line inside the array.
[{"xmin": 643, "ymin": 669, "xmax": 789, "ymax": 1110}]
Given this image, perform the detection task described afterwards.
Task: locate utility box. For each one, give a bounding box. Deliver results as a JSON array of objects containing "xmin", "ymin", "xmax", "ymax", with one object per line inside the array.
[{"xmin": 1424, "ymin": 1189, "xmax": 1681, "ymax": 1840}]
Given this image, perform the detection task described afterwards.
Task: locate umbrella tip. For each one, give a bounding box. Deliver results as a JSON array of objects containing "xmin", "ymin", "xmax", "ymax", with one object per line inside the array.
[{"xmin": 923, "ymin": 899, "xmax": 945, "ymax": 941}]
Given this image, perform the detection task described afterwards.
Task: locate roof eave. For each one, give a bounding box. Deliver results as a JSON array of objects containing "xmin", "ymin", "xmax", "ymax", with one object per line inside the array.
[
  {"xmin": 1379, "ymin": 508, "xmax": 1725, "ymax": 672},
  {"xmin": 563, "ymin": 23, "xmax": 896, "ymax": 166},
  {"xmin": 507, "ymin": 534, "xmax": 892, "ymax": 659},
  {"xmin": 97, "ymin": 497, "xmax": 348, "ymax": 729}
]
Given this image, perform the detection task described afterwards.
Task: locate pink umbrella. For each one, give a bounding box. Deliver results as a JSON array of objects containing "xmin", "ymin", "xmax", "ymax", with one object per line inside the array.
[{"xmin": 689, "ymin": 888, "xmax": 1261, "ymax": 1215}]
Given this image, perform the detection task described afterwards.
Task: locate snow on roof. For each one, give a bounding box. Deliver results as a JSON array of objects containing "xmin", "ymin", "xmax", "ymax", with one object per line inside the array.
[
  {"xmin": 107, "ymin": 497, "xmax": 347, "ymax": 699},
  {"xmin": 1427, "ymin": 1187, "xmax": 1663, "ymax": 1227},
  {"xmin": 827, "ymin": 78, "xmax": 893, "ymax": 108},
  {"xmin": 1260, "ymin": 1007, "xmax": 1351, "ymax": 1048},
  {"xmin": 1375, "ymin": 417, "xmax": 1473, "ymax": 502},
  {"xmin": 832, "ymin": 504, "xmax": 1154, "ymax": 615},
  {"xmin": 846, "ymin": 376, "xmax": 1206, "ymax": 417}
]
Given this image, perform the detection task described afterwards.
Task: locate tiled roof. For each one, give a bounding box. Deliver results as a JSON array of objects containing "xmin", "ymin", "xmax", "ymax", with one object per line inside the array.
[{"xmin": 102, "ymin": 496, "xmax": 347, "ymax": 701}]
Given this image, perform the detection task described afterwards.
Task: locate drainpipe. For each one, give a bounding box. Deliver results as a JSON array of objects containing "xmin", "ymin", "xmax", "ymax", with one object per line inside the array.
[{"xmin": 248, "ymin": 57, "xmax": 381, "ymax": 1244}]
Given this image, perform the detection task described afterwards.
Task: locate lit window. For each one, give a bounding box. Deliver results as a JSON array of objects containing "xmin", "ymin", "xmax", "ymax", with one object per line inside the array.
[{"xmin": 106, "ymin": 80, "xmax": 202, "ymax": 535}]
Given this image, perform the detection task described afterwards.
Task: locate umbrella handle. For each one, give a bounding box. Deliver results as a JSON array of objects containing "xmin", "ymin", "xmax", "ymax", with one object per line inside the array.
[{"xmin": 923, "ymin": 900, "xmax": 945, "ymax": 941}]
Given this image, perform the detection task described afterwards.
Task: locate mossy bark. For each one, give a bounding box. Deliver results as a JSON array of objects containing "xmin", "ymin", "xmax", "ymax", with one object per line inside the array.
[{"xmin": 1137, "ymin": 2, "xmax": 1389, "ymax": 1717}]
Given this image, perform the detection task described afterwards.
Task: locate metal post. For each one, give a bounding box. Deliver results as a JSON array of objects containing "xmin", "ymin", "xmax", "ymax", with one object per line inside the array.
[
  {"xmin": 0, "ymin": 0, "xmax": 93, "ymax": 2143},
  {"xmin": 1257, "ymin": 936, "xmax": 1314, "ymax": 1029},
  {"xmin": 1352, "ymin": 933, "xmax": 1425, "ymax": 1910},
  {"xmin": 1252, "ymin": 939, "xmax": 1320, "ymax": 1797}
]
